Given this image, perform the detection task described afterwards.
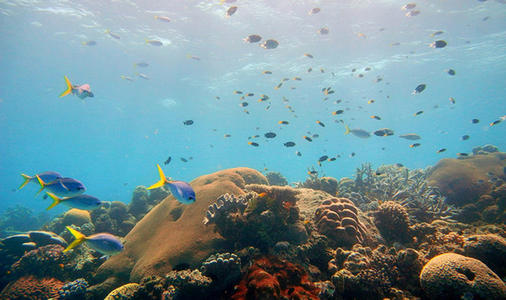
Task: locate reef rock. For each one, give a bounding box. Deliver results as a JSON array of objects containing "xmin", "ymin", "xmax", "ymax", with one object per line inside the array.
[
  {"xmin": 419, "ymin": 253, "xmax": 506, "ymax": 300},
  {"xmin": 427, "ymin": 152, "xmax": 506, "ymax": 206},
  {"xmin": 92, "ymin": 168, "xmax": 267, "ymax": 293},
  {"xmin": 464, "ymin": 234, "xmax": 506, "ymax": 278},
  {"xmin": 314, "ymin": 197, "xmax": 378, "ymax": 247},
  {"xmin": 104, "ymin": 283, "xmax": 140, "ymax": 300}
]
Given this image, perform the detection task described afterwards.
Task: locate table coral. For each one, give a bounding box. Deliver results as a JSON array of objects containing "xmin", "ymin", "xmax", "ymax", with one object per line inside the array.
[{"xmin": 231, "ymin": 256, "xmax": 320, "ymax": 300}]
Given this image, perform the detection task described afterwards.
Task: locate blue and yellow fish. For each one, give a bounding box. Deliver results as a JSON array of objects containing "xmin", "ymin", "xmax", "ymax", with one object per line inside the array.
[
  {"xmin": 18, "ymin": 171, "xmax": 62, "ymax": 190},
  {"xmin": 36, "ymin": 176, "xmax": 86, "ymax": 197},
  {"xmin": 147, "ymin": 164, "xmax": 196, "ymax": 204},
  {"xmin": 64, "ymin": 226, "xmax": 123, "ymax": 255},
  {"xmin": 45, "ymin": 192, "xmax": 103, "ymax": 210}
]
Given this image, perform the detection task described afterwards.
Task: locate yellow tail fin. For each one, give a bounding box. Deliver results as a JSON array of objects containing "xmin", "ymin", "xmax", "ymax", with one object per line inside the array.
[
  {"xmin": 147, "ymin": 164, "xmax": 167, "ymax": 190},
  {"xmin": 64, "ymin": 226, "xmax": 86, "ymax": 252},
  {"xmin": 18, "ymin": 174, "xmax": 32, "ymax": 190},
  {"xmin": 35, "ymin": 175, "xmax": 46, "ymax": 196},
  {"xmin": 59, "ymin": 76, "xmax": 73, "ymax": 98},
  {"xmin": 344, "ymin": 125, "xmax": 350, "ymax": 135},
  {"xmin": 46, "ymin": 192, "xmax": 61, "ymax": 210}
]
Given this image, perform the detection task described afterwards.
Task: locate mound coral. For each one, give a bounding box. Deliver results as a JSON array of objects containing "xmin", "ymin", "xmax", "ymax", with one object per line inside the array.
[
  {"xmin": 373, "ymin": 201, "xmax": 410, "ymax": 242},
  {"xmin": 464, "ymin": 234, "xmax": 506, "ymax": 278},
  {"xmin": 420, "ymin": 253, "xmax": 506, "ymax": 299},
  {"xmin": 58, "ymin": 278, "xmax": 89, "ymax": 300},
  {"xmin": 231, "ymin": 256, "xmax": 320, "ymax": 300},
  {"xmin": 62, "ymin": 209, "xmax": 91, "ymax": 227},
  {"xmin": 0, "ymin": 275, "xmax": 64, "ymax": 299},
  {"xmin": 265, "ymin": 171, "xmax": 288, "ymax": 186},
  {"xmin": 10, "ymin": 244, "xmax": 67, "ymax": 280},
  {"xmin": 295, "ymin": 171, "xmax": 338, "ymax": 195},
  {"xmin": 314, "ymin": 197, "xmax": 375, "ymax": 248}
]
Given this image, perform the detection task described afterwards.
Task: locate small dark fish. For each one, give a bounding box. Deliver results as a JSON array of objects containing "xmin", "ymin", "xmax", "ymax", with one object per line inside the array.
[
  {"xmin": 414, "ymin": 110, "xmax": 424, "ymax": 116},
  {"xmin": 183, "ymin": 120, "xmax": 194, "ymax": 125},
  {"xmin": 412, "ymin": 84, "xmax": 426, "ymax": 94},
  {"xmin": 303, "ymin": 136, "xmax": 313, "ymax": 142},
  {"xmin": 134, "ymin": 62, "xmax": 149, "ymax": 68},
  {"xmin": 405, "ymin": 10, "xmax": 420, "ymax": 17},
  {"xmin": 260, "ymin": 39, "xmax": 279, "ymax": 49},
  {"xmin": 224, "ymin": 134, "xmax": 231, "ymax": 138},
  {"xmin": 264, "ymin": 132, "xmax": 276, "ymax": 138},
  {"xmin": 402, "ymin": 3, "xmax": 416, "ymax": 10},
  {"xmin": 226, "ymin": 6, "xmax": 238, "ymax": 17},
  {"xmin": 490, "ymin": 119, "xmax": 502, "ymax": 126},
  {"xmin": 395, "ymin": 163, "xmax": 404, "ymax": 167},
  {"xmin": 164, "ymin": 156, "xmax": 172, "ymax": 165},
  {"xmin": 308, "ymin": 170, "xmax": 318, "ymax": 175},
  {"xmin": 471, "ymin": 119, "xmax": 480, "ymax": 124},
  {"xmin": 316, "ymin": 120, "xmax": 325, "ymax": 127},
  {"xmin": 457, "ymin": 152, "xmax": 469, "ymax": 157},
  {"xmin": 312, "ymin": 134, "xmax": 319, "ymax": 138},
  {"xmin": 259, "ymin": 95, "xmax": 269, "ymax": 101},
  {"xmin": 248, "ymin": 142, "xmax": 259, "ymax": 147},
  {"xmin": 262, "ymin": 70, "xmax": 272, "ymax": 75},
  {"xmin": 146, "ymin": 39, "xmax": 163, "ymax": 46},
  {"xmin": 234, "ymin": 90, "xmax": 243, "ymax": 94},
  {"xmin": 374, "ymin": 128, "xmax": 394, "ymax": 136},
  {"xmin": 180, "ymin": 157, "xmax": 188, "ymax": 162},
  {"xmin": 328, "ymin": 157, "xmax": 336, "ymax": 161},
  {"xmin": 244, "ymin": 34, "xmax": 262, "ymax": 43},
  {"xmin": 431, "ymin": 30, "xmax": 444, "ymax": 37},
  {"xmin": 296, "ymin": 151, "xmax": 302, "ymax": 156},
  {"xmin": 449, "ymin": 97, "xmax": 456, "ymax": 104},
  {"xmin": 446, "ymin": 69, "xmax": 456, "ymax": 76},
  {"xmin": 308, "ymin": 7, "xmax": 320, "ymax": 15},
  {"xmin": 410, "ymin": 143, "xmax": 421, "ymax": 148},
  {"xmin": 437, "ymin": 148, "xmax": 446, "ymax": 153},
  {"xmin": 246, "ymin": 93, "xmax": 254, "ymax": 97},
  {"xmin": 332, "ymin": 110, "xmax": 344, "ymax": 115},
  {"xmin": 430, "ymin": 40, "xmax": 447, "ymax": 48},
  {"xmin": 284, "ymin": 142, "xmax": 296, "ymax": 147},
  {"xmin": 279, "ymin": 121, "xmax": 289, "ymax": 125},
  {"xmin": 82, "ymin": 40, "xmax": 97, "ymax": 46},
  {"xmin": 240, "ymin": 102, "xmax": 248, "ymax": 107},
  {"xmin": 304, "ymin": 53, "xmax": 314, "ymax": 58},
  {"xmin": 318, "ymin": 155, "xmax": 328, "ymax": 162},
  {"xmin": 461, "ymin": 135, "xmax": 470, "ymax": 141},
  {"xmin": 350, "ymin": 152, "xmax": 356, "ymax": 157},
  {"xmin": 371, "ymin": 115, "xmax": 381, "ymax": 120},
  {"xmin": 318, "ymin": 27, "xmax": 329, "ymax": 35},
  {"xmin": 307, "ymin": 67, "xmax": 312, "ymax": 73}
]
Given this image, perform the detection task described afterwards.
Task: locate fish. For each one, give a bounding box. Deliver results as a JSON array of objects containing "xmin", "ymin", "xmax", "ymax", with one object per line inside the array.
[
  {"xmin": 120, "ymin": 75, "xmax": 133, "ymax": 81},
  {"xmin": 136, "ymin": 73, "xmax": 149, "ymax": 80},
  {"xmin": 259, "ymin": 95, "xmax": 269, "ymax": 101},
  {"xmin": 328, "ymin": 157, "xmax": 336, "ymax": 161},
  {"xmin": 430, "ymin": 40, "xmax": 447, "ymax": 48},
  {"xmin": 183, "ymin": 120, "xmax": 194, "ymax": 125},
  {"xmin": 461, "ymin": 135, "xmax": 470, "ymax": 141},
  {"xmin": 345, "ymin": 125, "xmax": 370, "ymax": 138},
  {"xmin": 405, "ymin": 10, "xmax": 420, "ymax": 17},
  {"xmin": 296, "ymin": 151, "xmax": 302, "ymax": 156},
  {"xmin": 401, "ymin": 3, "xmax": 416, "ymax": 10},
  {"xmin": 164, "ymin": 156, "xmax": 171, "ymax": 165},
  {"xmin": 308, "ymin": 7, "xmax": 320, "ymax": 15},
  {"xmin": 262, "ymin": 70, "xmax": 272, "ymax": 75},
  {"xmin": 414, "ymin": 110, "xmax": 424, "ymax": 116},
  {"xmin": 368, "ymin": 99, "xmax": 375, "ymax": 104},
  {"xmin": 303, "ymin": 136, "xmax": 313, "ymax": 142},
  {"xmin": 240, "ymin": 102, "xmax": 248, "ymax": 107},
  {"xmin": 146, "ymin": 39, "xmax": 163, "ymax": 46},
  {"xmin": 446, "ymin": 69, "xmax": 456, "ymax": 76},
  {"xmin": 308, "ymin": 170, "xmax": 318, "ymax": 175},
  {"xmin": 244, "ymin": 34, "xmax": 262, "ymax": 43},
  {"xmin": 410, "ymin": 143, "xmax": 421, "ymax": 148},
  {"xmin": 436, "ymin": 148, "xmax": 446, "ymax": 153},
  {"xmin": 350, "ymin": 152, "xmax": 356, "ymax": 157},
  {"xmin": 224, "ymin": 134, "xmax": 232, "ymax": 138},
  {"xmin": 45, "ymin": 192, "xmax": 102, "ymax": 210},
  {"xmin": 59, "ymin": 76, "xmax": 94, "ymax": 99},
  {"xmin": 180, "ymin": 157, "xmax": 188, "ymax": 162},
  {"xmin": 257, "ymin": 192, "xmax": 267, "ymax": 198},
  {"xmin": 457, "ymin": 153, "xmax": 469, "ymax": 157},
  {"xmin": 431, "ymin": 30, "xmax": 444, "ymax": 37},
  {"xmin": 248, "ymin": 142, "xmax": 259, "ymax": 147},
  {"xmin": 226, "ymin": 6, "xmax": 238, "ymax": 17},
  {"xmin": 81, "ymin": 40, "xmax": 97, "ymax": 46},
  {"xmin": 449, "ymin": 97, "xmax": 456, "ymax": 104},
  {"xmin": 412, "ymin": 84, "xmax": 426, "ymax": 95},
  {"xmin": 316, "ymin": 120, "xmax": 325, "ymax": 127},
  {"xmin": 332, "ymin": 110, "xmax": 344, "ymax": 115},
  {"xmin": 154, "ymin": 15, "xmax": 170, "ymax": 22},
  {"xmin": 279, "ymin": 121, "xmax": 289, "ymax": 125},
  {"xmin": 304, "ymin": 53, "xmax": 314, "ymax": 58},
  {"xmin": 35, "ymin": 176, "xmax": 86, "ymax": 198},
  {"xmin": 284, "ymin": 142, "xmax": 296, "ymax": 147},
  {"xmin": 246, "ymin": 93, "xmax": 254, "ymax": 97},
  {"xmin": 318, "ymin": 27, "xmax": 329, "ymax": 35},
  {"xmin": 147, "ymin": 164, "xmax": 196, "ymax": 204},
  {"xmin": 471, "ymin": 119, "xmax": 479, "ymax": 124},
  {"xmin": 264, "ymin": 132, "xmax": 276, "ymax": 138},
  {"xmin": 105, "ymin": 29, "xmax": 120, "ymax": 39},
  {"xmin": 234, "ymin": 90, "xmax": 243, "ymax": 94},
  {"xmin": 275, "ymin": 82, "xmax": 283, "ymax": 89},
  {"xmin": 186, "ymin": 54, "xmax": 201, "ymax": 61},
  {"xmin": 260, "ymin": 39, "xmax": 279, "ymax": 49},
  {"xmin": 322, "ymin": 87, "xmax": 334, "ymax": 95},
  {"xmin": 370, "ymin": 115, "xmax": 381, "ymax": 120},
  {"xmin": 399, "ymin": 134, "xmax": 421, "ymax": 140},
  {"xmin": 307, "ymin": 67, "xmax": 312, "ymax": 73},
  {"xmin": 374, "ymin": 128, "xmax": 394, "ymax": 137},
  {"xmin": 318, "ymin": 155, "xmax": 328, "ymax": 162},
  {"xmin": 64, "ymin": 226, "xmax": 123, "ymax": 255},
  {"xmin": 292, "ymin": 77, "xmax": 302, "ymax": 81},
  {"xmin": 18, "ymin": 171, "xmax": 62, "ymax": 190},
  {"xmin": 490, "ymin": 119, "xmax": 501, "ymax": 126}
]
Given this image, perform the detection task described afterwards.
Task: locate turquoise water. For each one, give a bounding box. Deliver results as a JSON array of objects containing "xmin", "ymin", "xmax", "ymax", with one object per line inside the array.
[{"xmin": 1, "ymin": 0, "xmax": 505, "ymax": 215}]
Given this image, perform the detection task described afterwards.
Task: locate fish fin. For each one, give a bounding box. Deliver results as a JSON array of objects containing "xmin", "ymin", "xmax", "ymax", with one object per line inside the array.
[
  {"xmin": 18, "ymin": 174, "xmax": 32, "ymax": 190},
  {"xmin": 147, "ymin": 164, "xmax": 167, "ymax": 190},
  {"xmin": 59, "ymin": 76, "xmax": 73, "ymax": 98},
  {"xmin": 344, "ymin": 125, "xmax": 350, "ymax": 135},
  {"xmin": 46, "ymin": 192, "xmax": 61, "ymax": 210},
  {"xmin": 64, "ymin": 226, "xmax": 86, "ymax": 252},
  {"xmin": 35, "ymin": 175, "xmax": 46, "ymax": 196}
]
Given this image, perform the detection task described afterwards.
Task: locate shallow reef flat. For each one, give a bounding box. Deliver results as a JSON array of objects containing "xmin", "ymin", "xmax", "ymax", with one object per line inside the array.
[{"xmin": 1, "ymin": 150, "xmax": 506, "ymax": 300}]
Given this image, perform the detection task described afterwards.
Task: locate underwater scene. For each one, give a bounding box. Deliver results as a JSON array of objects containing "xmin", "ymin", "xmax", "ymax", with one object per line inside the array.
[{"xmin": 0, "ymin": 0, "xmax": 505, "ymax": 299}]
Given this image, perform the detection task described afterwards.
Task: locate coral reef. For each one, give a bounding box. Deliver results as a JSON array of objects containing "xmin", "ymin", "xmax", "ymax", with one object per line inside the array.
[
  {"xmin": 10, "ymin": 244, "xmax": 67, "ymax": 279},
  {"xmin": 91, "ymin": 201, "xmax": 137, "ymax": 237},
  {"xmin": 0, "ymin": 275, "xmax": 64, "ymax": 299},
  {"xmin": 427, "ymin": 152, "xmax": 506, "ymax": 206},
  {"xmin": 200, "ymin": 252, "xmax": 241, "ymax": 291},
  {"xmin": 420, "ymin": 253, "xmax": 506, "ymax": 299},
  {"xmin": 373, "ymin": 201, "xmax": 410, "ymax": 243},
  {"xmin": 231, "ymin": 256, "xmax": 320, "ymax": 300},
  {"xmin": 265, "ymin": 171, "xmax": 288, "ymax": 186},
  {"xmin": 314, "ymin": 197, "xmax": 376, "ymax": 248},
  {"xmin": 0, "ymin": 205, "xmax": 50, "ymax": 238},
  {"xmin": 464, "ymin": 234, "xmax": 506, "ymax": 278},
  {"xmin": 165, "ymin": 269, "xmax": 212, "ymax": 300},
  {"xmin": 472, "ymin": 144, "xmax": 499, "ymax": 155},
  {"xmin": 58, "ymin": 278, "xmax": 88, "ymax": 300},
  {"xmin": 105, "ymin": 283, "xmax": 141, "ymax": 300},
  {"xmin": 92, "ymin": 167, "xmax": 267, "ymax": 296},
  {"xmin": 63, "ymin": 208, "xmax": 91, "ymax": 226},
  {"xmin": 295, "ymin": 171, "xmax": 338, "ymax": 195}
]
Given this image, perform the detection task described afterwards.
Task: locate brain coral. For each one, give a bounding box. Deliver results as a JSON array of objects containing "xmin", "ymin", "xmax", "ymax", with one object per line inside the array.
[
  {"xmin": 373, "ymin": 201, "xmax": 410, "ymax": 242},
  {"xmin": 0, "ymin": 275, "xmax": 64, "ymax": 299},
  {"xmin": 314, "ymin": 197, "xmax": 373, "ymax": 247},
  {"xmin": 62, "ymin": 209, "xmax": 91, "ymax": 227},
  {"xmin": 464, "ymin": 234, "xmax": 506, "ymax": 278},
  {"xmin": 420, "ymin": 253, "xmax": 506, "ymax": 300}
]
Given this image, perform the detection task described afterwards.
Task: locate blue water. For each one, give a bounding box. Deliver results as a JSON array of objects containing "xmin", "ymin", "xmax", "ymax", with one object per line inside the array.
[{"xmin": 1, "ymin": 0, "xmax": 505, "ymax": 216}]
